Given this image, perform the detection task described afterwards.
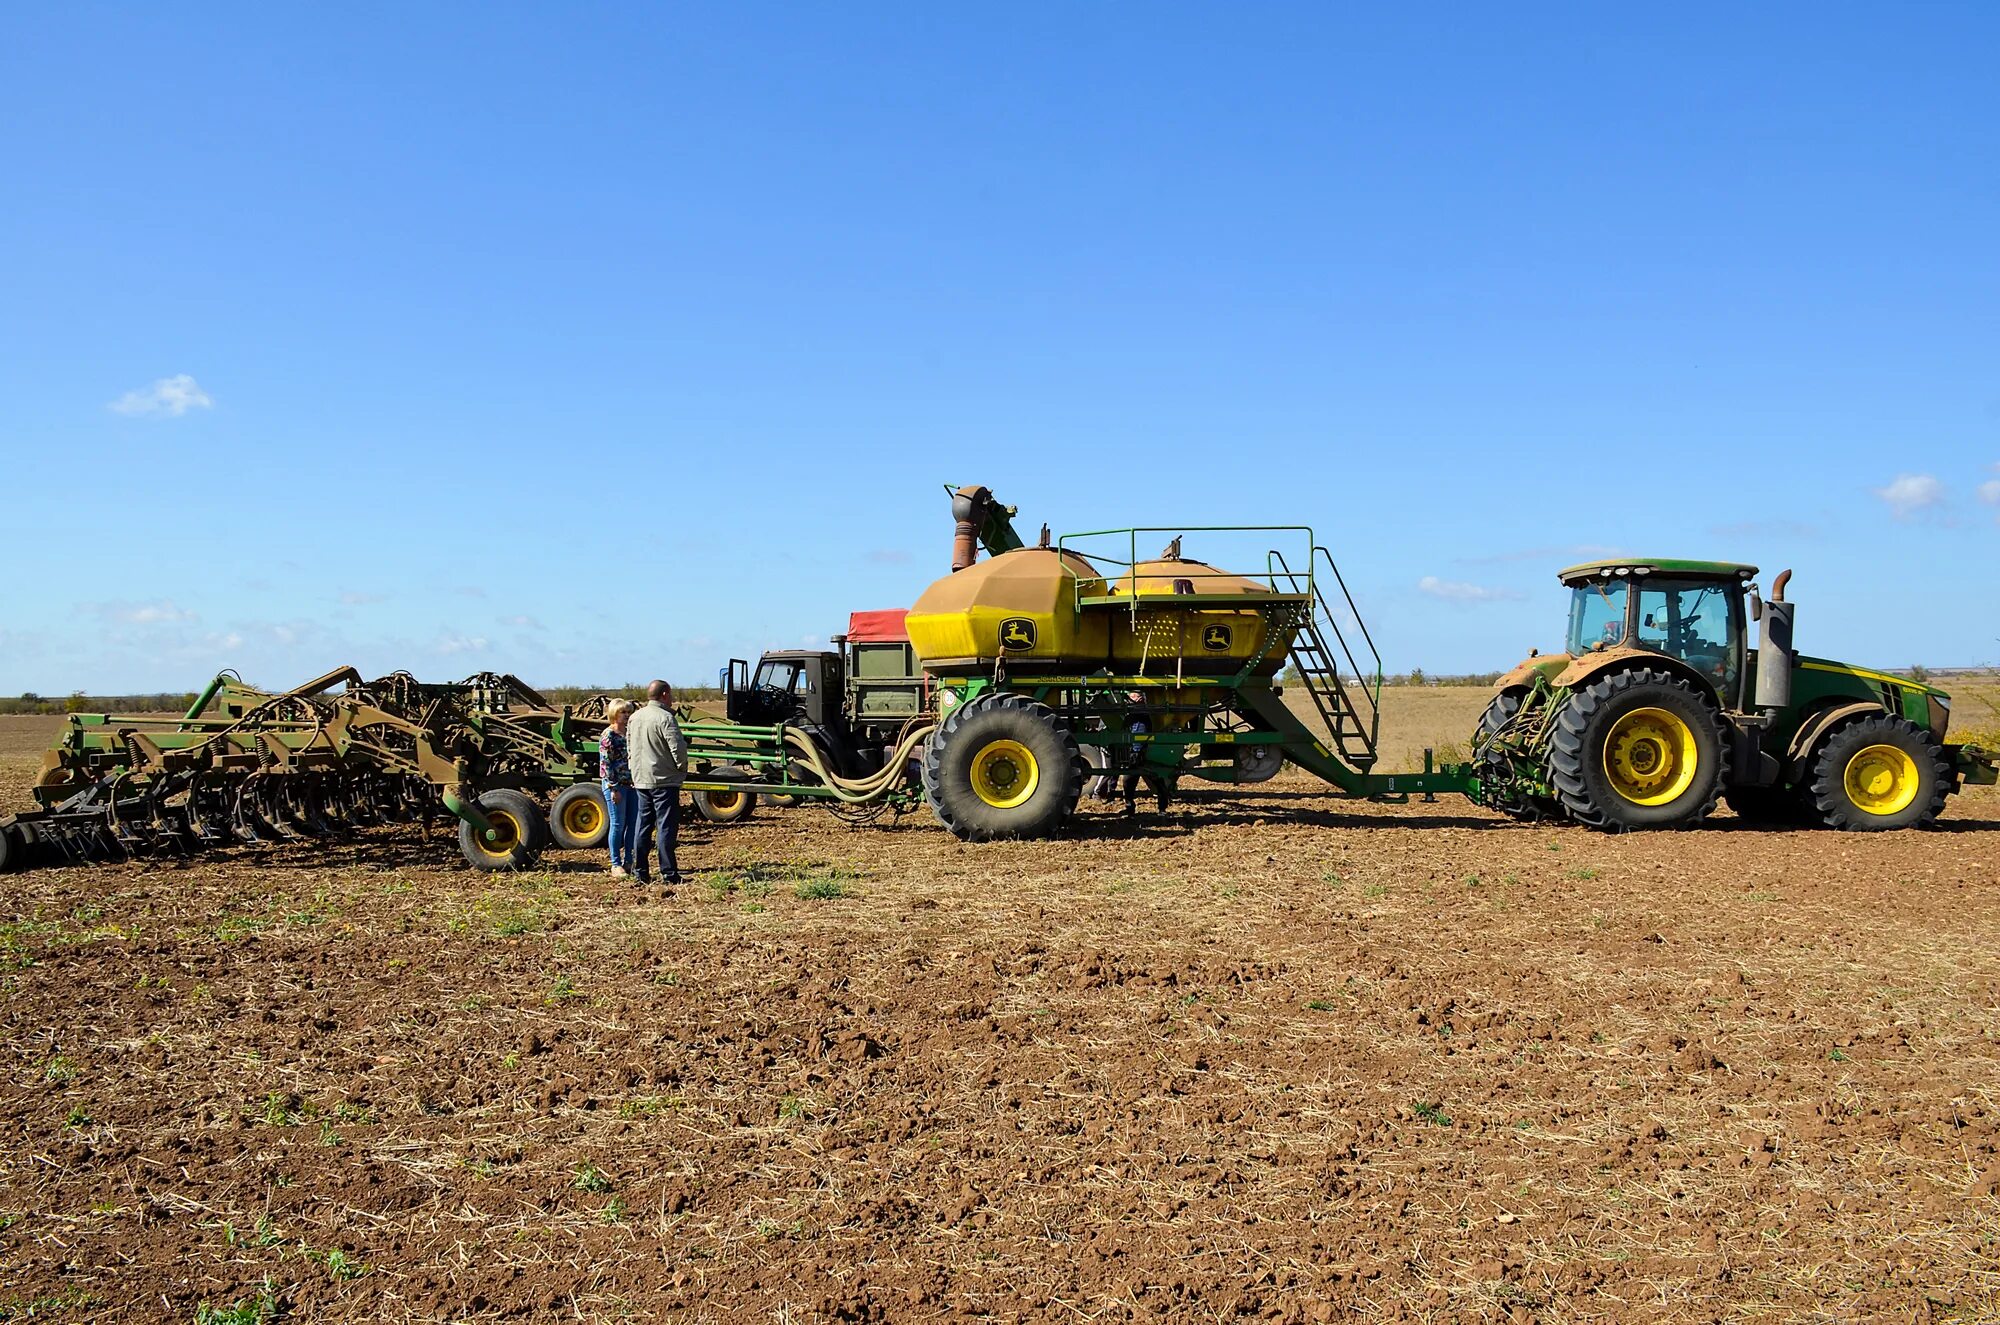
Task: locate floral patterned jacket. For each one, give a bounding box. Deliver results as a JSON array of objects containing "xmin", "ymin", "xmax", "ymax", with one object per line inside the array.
[{"xmin": 598, "ymin": 727, "xmax": 632, "ymax": 788}]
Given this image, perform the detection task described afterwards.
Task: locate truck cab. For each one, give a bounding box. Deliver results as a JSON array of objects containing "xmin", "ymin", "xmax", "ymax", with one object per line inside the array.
[{"xmin": 719, "ymin": 611, "xmax": 929, "ymax": 778}]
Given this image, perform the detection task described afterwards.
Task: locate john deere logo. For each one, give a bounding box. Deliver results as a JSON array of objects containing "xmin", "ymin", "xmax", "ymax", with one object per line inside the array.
[
  {"xmin": 999, "ymin": 618, "xmax": 1038, "ymax": 651},
  {"xmin": 1201, "ymin": 624, "xmax": 1233, "ymax": 651}
]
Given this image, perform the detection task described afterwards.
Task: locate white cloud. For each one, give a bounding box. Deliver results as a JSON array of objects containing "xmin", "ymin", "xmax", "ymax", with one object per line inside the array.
[
  {"xmin": 109, "ymin": 373, "xmax": 213, "ymax": 417},
  {"xmin": 502, "ymin": 614, "xmax": 545, "ymax": 630},
  {"xmin": 93, "ymin": 600, "xmax": 198, "ymax": 625},
  {"xmin": 1979, "ymin": 464, "xmax": 2000, "ymax": 507},
  {"xmin": 339, "ymin": 591, "xmax": 386, "ymax": 606},
  {"xmin": 1416, "ymin": 576, "xmax": 1523, "ymax": 604},
  {"xmin": 434, "ymin": 633, "xmax": 490, "ymax": 656},
  {"xmin": 1873, "ymin": 473, "xmax": 1945, "ymax": 519}
]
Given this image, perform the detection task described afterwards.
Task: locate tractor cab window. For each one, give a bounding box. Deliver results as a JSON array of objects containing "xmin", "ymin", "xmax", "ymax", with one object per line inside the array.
[
  {"xmin": 1634, "ymin": 581, "xmax": 1739, "ymax": 691},
  {"xmin": 1567, "ymin": 581, "xmax": 1629, "ymax": 653},
  {"xmin": 754, "ymin": 660, "xmax": 801, "ymax": 694}
]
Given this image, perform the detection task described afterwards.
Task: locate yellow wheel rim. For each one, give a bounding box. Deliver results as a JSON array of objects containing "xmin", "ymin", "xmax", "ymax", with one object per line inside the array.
[
  {"xmin": 562, "ymin": 796, "xmax": 603, "ymax": 839},
  {"xmin": 1602, "ymin": 707, "xmax": 1699, "ymax": 806},
  {"xmin": 969, "ymin": 738, "xmax": 1039, "ymax": 810},
  {"xmin": 477, "ymin": 809, "xmax": 522, "ymax": 858},
  {"xmin": 1844, "ymin": 743, "xmax": 1920, "ymax": 817},
  {"xmin": 708, "ymin": 789, "xmax": 744, "ymax": 813}
]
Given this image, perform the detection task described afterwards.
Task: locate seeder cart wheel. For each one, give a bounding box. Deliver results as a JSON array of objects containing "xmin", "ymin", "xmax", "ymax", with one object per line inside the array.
[
  {"xmin": 549, "ymin": 784, "xmax": 609, "ymax": 850},
  {"xmin": 921, "ymin": 694, "xmax": 1081, "ymax": 842},
  {"xmin": 459, "ymin": 789, "xmax": 548, "ymax": 871},
  {"xmin": 693, "ymin": 767, "xmax": 758, "ymax": 825},
  {"xmin": 0, "ymin": 824, "xmax": 22, "ymax": 874}
]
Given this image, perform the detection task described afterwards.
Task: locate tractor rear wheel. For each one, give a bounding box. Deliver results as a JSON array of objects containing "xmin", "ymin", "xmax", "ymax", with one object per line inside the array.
[
  {"xmin": 922, "ymin": 694, "xmax": 1081, "ymax": 841},
  {"xmin": 1544, "ymin": 668, "xmax": 1726, "ymax": 831},
  {"xmin": 458, "ymin": 789, "xmax": 548, "ymax": 871},
  {"xmin": 692, "ymin": 767, "xmax": 758, "ymax": 825},
  {"xmin": 549, "ymin": 784, "xmax": 609, "ymax": 850},
  {"xmin": 1805, "ymin": 714, "xmax": 1948, "ymax": 831},
  {"xmin": 0, "ymin": 823, "xmax": 21, "ymax": 874}
]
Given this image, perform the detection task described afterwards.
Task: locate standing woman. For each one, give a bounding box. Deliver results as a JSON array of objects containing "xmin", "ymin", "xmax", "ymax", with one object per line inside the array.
[{"xmin": 600, "ymin": 700, "xmax": 638, "ymax": 877}]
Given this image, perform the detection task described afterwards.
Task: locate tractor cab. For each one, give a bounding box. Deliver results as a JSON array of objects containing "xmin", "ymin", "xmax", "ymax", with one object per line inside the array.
[{"xmin": 1559, "ymin": 559, "xmax": 1757, "ymax": 709}]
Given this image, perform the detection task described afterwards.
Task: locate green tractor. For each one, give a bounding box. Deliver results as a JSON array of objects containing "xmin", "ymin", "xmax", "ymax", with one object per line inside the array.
[{"xmin": 1471, "ymin": 559, "xmax": 1995, "ymax": 831}]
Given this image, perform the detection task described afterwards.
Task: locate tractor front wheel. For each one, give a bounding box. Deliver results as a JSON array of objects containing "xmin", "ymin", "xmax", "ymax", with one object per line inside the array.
[
  {"xmin": 1805, "ymin": 714, "xmax": 1948, "ymax": 831},
  {"xmin": 458, "ymin": 789, "xmax": 549, "ymax": 871},
  {"xmin": 922, "ymin": 695, "xmax": 1081, "ymax": 841},
  {"xmin": 549, "ymin": 784, "xmax": 609, "ymax": 850},
  {"xmin": 1544, "ymin": 669, "xmax": 1726, "ymax": 831}
]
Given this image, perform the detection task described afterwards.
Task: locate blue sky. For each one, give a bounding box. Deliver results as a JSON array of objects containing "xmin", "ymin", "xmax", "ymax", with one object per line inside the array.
[{"xmin": 3, "ymin": 4, "xmax": 1996, "ymax": 693}]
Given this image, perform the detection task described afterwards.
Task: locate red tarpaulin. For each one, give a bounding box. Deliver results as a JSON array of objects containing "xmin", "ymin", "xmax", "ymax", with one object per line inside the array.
[{"xmin": 846, "ymin": 609, "xmax": 910, "ymax": 642}]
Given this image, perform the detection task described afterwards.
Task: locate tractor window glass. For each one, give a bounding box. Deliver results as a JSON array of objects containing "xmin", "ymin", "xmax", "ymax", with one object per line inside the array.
[
  {"xmin": 1635, "ymin": 583, "xmax": 1738, "ymax": 689},
  {"xmin": 1567, "ymin": 582, "xmax": 1627, "ymax": 653}
]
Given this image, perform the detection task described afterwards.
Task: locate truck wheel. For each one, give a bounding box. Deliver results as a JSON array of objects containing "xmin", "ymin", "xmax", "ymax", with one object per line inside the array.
[
  {"xmin": 549, "ymin": 784, "xmax": 609, "ymax": 850},
  {"xmin": 1544, "ymin": 668, "xmax": 1726, "ymax": 831},
  {"xmin": 922, "ymin": 694, "xmax": 1081, "ymax": 841},
  {"xmin": 1805, "ymin": 714, "xmax": 1948, "ymax": 831},
  {"xmin": 1472, "ymin": 691, "xmax": 1560, "ymax": 822},
  {"xmin": 693, "ymin": 767, "xmax": 757, "ymax": 825},
  {"xmin": 458, "ymin": 789, "xmax": 548, "ymax": 871},
  {"xmin": 769, "ymin": 742, "xmax": 822, "ymax": 808}
]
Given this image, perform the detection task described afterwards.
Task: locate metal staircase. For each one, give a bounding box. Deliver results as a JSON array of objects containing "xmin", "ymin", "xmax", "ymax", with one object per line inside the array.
[{"xmin": 1268, "ymin": 548, "xmax": 1382, "ymax": 770}]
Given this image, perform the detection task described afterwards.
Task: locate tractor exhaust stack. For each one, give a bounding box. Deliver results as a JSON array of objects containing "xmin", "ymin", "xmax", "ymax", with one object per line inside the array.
[{"xmin": 1754, "ymin": 569, "xmax": 1795, "ymax": 711}]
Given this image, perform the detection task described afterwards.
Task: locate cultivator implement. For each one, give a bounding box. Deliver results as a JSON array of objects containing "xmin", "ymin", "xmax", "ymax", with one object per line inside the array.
[{"xmin": 0, "ymin": 667, "xmax": 617, "ymax": 874}]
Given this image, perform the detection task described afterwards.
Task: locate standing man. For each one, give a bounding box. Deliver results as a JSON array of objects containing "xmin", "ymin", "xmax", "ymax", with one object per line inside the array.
[{"xmin": 627, "ymin": 679, "xmax": 689, "ymax": 888}]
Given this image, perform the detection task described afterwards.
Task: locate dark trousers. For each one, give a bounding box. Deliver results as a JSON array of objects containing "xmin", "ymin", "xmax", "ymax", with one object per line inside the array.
[{"xmin": 631, "ymin": 786, "xmax": 681, "ymax": 882}]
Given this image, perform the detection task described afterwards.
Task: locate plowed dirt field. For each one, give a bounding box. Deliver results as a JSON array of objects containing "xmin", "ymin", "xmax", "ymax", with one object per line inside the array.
[{"xmin": 2, "ymin": 692, "xmax": 1997, "ymax": 1323}]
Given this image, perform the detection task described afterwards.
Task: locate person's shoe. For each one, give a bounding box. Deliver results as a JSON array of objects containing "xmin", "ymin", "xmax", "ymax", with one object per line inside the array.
[
  {"xmin": 608, "ymin": 865, "xmax": 628, "ymax": 879},
  {"xmin": 633, "ymin": 875, "xmax": 651, "ymax": 888},
  {"xmin": 662, "ymin": 873, "xmax": 684, "ymax": 888}
]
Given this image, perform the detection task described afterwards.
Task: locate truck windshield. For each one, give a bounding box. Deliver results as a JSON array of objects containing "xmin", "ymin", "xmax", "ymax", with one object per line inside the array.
[
  {"xmin": 754, "ymin": 661, "xmax": 800, "ymax": 693},
  {"xmin": 1567, "ymin": 581, "xmax": 1628, "ymax": 653}
]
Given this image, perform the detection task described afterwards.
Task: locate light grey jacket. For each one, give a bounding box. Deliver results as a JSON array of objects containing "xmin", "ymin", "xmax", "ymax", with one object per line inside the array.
[{"xmin": 627, "ymin": 702, "xmax": 689, "ymax": 789}]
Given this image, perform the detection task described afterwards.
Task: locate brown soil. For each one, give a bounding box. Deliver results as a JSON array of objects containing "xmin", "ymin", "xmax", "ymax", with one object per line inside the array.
[{"xmin": 2, "ymin": 695, "xmax": 1998, "ymax": 1323}]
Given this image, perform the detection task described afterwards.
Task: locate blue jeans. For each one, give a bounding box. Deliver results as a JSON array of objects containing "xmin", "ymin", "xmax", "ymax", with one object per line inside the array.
[
  {"xmin": 604, "ymin": 784, "xmax": 636, "ymax": 869},
  {"xmin": 630, "ymin": 785, "xmax": 681, "ymax": 883}
]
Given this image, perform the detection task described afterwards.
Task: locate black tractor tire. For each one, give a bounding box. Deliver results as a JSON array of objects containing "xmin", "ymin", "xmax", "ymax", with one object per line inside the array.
[
  {"xmin": 922, "ymin": 694, "xmax": 1081, "ymax": 842},
  {"xmin": 692, "ymin": 766, "xmax": 758, "ymax": 825},
  {"xmin": 1472, "ymin": 691, "xmax": 1560, "ymax": 822},
  {"xmin": 1723, "ymin": 785, "xmax": 1809, "ymax": 826},
  {"xmin": 0, "ymin": 823, "xmax": 21, "ymax": 874},
  {"xmin": 549, "ymin": 784, "xmax": 610, "ymax": 850},
  {"xmin": 1545, "ymin": 668, "xmax": 1727, "ymax": 831},
  {"xmin": 458, "ymin": 789, "xmax": 548, "ymax": 871},
  {"xmin": 1805, "ymin": 713, "xmax": 1949, "ymax": 831}
]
